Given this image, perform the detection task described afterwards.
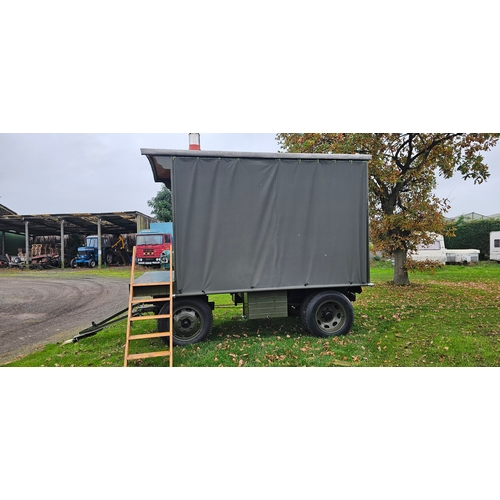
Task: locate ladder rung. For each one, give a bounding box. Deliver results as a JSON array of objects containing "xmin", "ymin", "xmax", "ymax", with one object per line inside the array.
[
  {"xmin": 128, "ymin": 331, "xmax": 171, "ymax": 340},
  {"xmin": 131, "ymin": 297, "xmax": 170, "ymax": 304},
  {"xmin": 126, "ymin": 350, "xmax": 171, "ymax": 361},
  {"xmin": 130, "ymin": 314, "xmax": 171, "ymax": 321},
  {"xmin": 131, "ymin": 282, "xmax": 171, "ymax": 287}
]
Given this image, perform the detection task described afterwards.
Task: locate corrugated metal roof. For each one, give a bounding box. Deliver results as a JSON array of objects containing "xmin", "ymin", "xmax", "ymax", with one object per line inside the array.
[
  {"xmin": 0, "ymin": 211, "xmax": 155, "ymax": 236},
  {"xmin": 0, "ymin": 204, "xmax": 17, "ymax": 216}
]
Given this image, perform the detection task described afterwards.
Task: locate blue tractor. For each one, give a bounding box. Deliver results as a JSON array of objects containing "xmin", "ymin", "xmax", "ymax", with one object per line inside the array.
[{"xmin": 71, "ymin": 235, "xmax": 129, "ymax": 267}]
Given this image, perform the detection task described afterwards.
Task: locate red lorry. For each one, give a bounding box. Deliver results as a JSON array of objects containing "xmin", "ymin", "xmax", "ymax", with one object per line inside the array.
[{"xmin": 135, "ymin": 222, "xmax": 173, "ymax": 267}]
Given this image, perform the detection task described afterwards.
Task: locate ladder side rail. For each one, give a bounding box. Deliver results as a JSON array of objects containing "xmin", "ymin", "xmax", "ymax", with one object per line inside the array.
[
  {"xmin": 169, "ymin": 249, "xmax": 173, "ymax": 367},
  {"xmin": 124, "ymin": 245, "xmax": 138, "ymax": 366}
]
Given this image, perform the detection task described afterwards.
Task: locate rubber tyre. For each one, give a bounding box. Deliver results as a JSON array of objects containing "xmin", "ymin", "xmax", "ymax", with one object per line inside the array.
[
  {"xmin": 301, "ymin": 291, "xmax": 354, "ymax": 338},
  {"xmin": 89, "ymin": 260, "xmax": 96, "ymax": 268},
  {"xmin": 105, "ymin": 253, "xmax": 113, "ymax": 265},
  {"xmin": 158, "ymin": 297, "xmax": 213, "ymax": 346}
]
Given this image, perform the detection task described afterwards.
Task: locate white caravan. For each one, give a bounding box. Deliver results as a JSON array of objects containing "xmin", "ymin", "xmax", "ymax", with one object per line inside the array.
[
  {"xmin": 410, "ymin": 234, "xmax": 480, "ymax": 264},
  {"xmin": 490, "ymin": 231, "xmax": 500, "ymax": 262},
  {"xmin": 411, "ymin": 234, "xmax": 447, "ymax": 263}
]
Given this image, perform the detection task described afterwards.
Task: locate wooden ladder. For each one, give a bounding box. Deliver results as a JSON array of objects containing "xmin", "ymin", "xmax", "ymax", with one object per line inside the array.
[{"xmin": 124, "ymin": 246, "xmax": 173, "ymax": 367}]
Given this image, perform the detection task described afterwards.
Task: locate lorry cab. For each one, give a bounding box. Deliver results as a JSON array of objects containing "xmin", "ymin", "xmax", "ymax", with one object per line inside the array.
[{"xmin": 135, "ymin": 232, "xmax": 172, "ymax": 266}]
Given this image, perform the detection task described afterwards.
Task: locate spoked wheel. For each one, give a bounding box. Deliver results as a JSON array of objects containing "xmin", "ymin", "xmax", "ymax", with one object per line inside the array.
[
  {"xmin": 301, "ymin": 291, "xmax": 354, "ymax": 337},
  {"xmin": 158, "ymin": 297, "xmax": 213, "ymax": 346}
]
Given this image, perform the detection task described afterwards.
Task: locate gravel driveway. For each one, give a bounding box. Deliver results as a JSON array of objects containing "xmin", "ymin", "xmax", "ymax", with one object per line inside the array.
[{"xmin": 0, "ymin": 275, "xmax": 129, "ymax": 365}]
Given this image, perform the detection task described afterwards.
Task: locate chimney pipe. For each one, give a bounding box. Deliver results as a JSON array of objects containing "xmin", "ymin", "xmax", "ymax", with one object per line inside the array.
[{"xmin": 189, "ymin": 133, "xmax": 201, "ymax": 150}]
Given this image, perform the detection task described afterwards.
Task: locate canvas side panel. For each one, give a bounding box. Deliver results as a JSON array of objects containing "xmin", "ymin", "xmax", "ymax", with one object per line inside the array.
[
  {"xmin": 274, "ymin": 159, "xmax": 369, "ymax": 287},
  {"xmin": 171, "ymin": 156, "xmax": 279, "ymax": 294}
]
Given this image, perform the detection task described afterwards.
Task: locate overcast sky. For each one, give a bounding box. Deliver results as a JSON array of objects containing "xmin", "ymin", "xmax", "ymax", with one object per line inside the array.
[
  {"xmin": 0, "ymin": 133, "xmax": 279, "ymax": 217},
  {"xmin": 0, "ymin": 133, "xmax": 498, "ymax": 219}
]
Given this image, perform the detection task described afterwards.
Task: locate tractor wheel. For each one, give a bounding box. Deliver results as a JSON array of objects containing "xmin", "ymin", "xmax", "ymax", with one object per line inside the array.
[{"xmin": 89, "ymin": 260, "xmax": 96, "ymax": 268}]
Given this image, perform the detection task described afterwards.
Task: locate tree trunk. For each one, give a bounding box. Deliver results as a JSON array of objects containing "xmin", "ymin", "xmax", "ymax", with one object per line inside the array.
[{"xmin": 393, "ymin": 249, "xmax": 410, "ymax": 285}]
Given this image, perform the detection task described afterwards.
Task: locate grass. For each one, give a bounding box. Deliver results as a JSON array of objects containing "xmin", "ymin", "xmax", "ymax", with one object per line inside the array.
[
  {"xmin": 0, "ymin": 264, "xmax": 133, "ymax": 280},
  {"xmin": 3, "ymin": 261, "xmax": 500, "ymax": 367}
]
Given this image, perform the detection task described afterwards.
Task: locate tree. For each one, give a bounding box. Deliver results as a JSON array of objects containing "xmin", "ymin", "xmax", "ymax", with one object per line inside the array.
[
  {"xmin": 147, "ymin": 185, "xmax": 172, "ymax": 222},
  {"xmin": 276, "ymin": 133, "xmax": 499, "ymax": 285}
]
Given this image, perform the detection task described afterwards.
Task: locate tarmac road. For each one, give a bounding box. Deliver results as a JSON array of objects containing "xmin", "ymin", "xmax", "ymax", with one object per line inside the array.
[{"xmin": 0, "ymin": 275, "xmax": 129, "ymax": 365}]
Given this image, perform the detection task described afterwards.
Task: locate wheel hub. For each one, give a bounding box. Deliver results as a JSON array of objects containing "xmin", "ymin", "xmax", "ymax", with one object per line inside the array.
[
  {"xmin": 173, "ymin": 308, "xmax": 203, "ymax": 339},
  {"xmin": 322, "ymin": 309, "xmax": 334, "ymax": 322},
  {"xmin": 316, "ymin": 301, "xmax": 345, "ymax": 332},
  {"xmin": 181, "ymin": 318, "xmax": 191, "ymax": 329}
]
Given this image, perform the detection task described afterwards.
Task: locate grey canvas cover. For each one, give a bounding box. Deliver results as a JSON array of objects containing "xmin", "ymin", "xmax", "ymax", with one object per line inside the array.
[{"xmin": 142, "ymin": 150, "xmax": 370, "ymax": 296}]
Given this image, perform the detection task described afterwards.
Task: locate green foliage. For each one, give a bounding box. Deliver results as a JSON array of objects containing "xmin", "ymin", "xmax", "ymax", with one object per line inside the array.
[
  {"xmin": 444, "ymin": 218, "xmax": 500, "ymax": 259},
  {"xmin": 0, "ymin": 266, "xmax": 133, "ymax": 279},
  {"xmin": 147, "ymin": 185, "xmax": 172, "ymax": 222},
  {"xmin": 405, "ymin": 258, "xmax": 444, "ymax": 273}
]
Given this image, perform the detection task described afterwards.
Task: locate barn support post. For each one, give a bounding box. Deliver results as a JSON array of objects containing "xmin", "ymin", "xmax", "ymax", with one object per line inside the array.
[
  {"xmin": 97, "ymin": 217, "xmax": 102, "ymax": 268},
  {"xmin": 24, "ymin": 220, "xmax": 30, "ymax": 267},
  {"xmin": 60, "ymin": 219, "xmax": 65, "ymax": 269}
]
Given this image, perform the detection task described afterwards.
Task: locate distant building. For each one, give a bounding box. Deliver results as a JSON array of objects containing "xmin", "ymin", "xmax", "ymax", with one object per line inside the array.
[
  {"xmin": 446, "ymin": 212, "xmax": 500, "ymax": 222},
  {"xmin": 1, "ymin": 203, "xmax": 155, "ymax": 262}
]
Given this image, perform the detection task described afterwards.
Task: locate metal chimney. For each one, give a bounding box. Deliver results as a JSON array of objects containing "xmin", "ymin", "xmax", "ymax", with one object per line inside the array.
[{"xmin": 189, "ymin": 133, "xmax": 201, "ymax": 150}]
